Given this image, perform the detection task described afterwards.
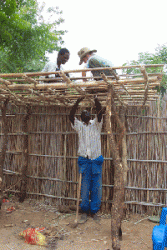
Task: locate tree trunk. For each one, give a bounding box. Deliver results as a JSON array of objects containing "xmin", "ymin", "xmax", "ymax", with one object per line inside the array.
[
  {"xmin": 0, "ymin": 99, "xmax": 9, "ymax": 209},
  {"xmin": 19, "ymin": 105, "xmax": 31, "ymax": 202},
  {"xmin": 105, "ymin": 87, "xmax": 125, "ymax": 250}
]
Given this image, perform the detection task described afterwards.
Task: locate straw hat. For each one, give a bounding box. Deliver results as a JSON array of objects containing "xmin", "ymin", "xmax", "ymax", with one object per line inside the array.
[{"xmin": 78, "ymin": 47, "xmax": 97, "ymax": 65}]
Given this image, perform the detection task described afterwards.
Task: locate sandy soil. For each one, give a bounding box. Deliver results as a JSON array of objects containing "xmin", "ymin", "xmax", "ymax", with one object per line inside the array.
[{"xmin": 0, "ymin": 197, "xmax": 159, "ymax": 250}]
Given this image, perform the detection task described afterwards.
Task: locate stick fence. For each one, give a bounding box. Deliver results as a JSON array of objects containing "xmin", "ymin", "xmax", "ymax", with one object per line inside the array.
[
  {"xmin": 0, "ymin": 97, "xmax": 165, "ymax": 214},
  {"xmin": 0, "ymin": 65, "xmax": 166, "ymax": 215}
]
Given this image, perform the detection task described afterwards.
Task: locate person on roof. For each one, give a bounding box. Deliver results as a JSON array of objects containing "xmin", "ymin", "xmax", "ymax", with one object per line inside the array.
[
  {"xmin": 78, "ymin": 47, "xmax": 114, "ymax": 80},
  {"xmin": 40, "ymin": 48, "xmax": 70, "ymax": 83},
  {"xmin": 69, "ymin": 96, "xmax": 104, "ymax": 223}
]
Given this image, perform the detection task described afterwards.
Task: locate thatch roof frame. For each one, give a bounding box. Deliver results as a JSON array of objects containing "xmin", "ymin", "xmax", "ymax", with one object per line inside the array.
[{"xmin": 0, "ymin": 64, "xmax": 163, "ymax": 107}]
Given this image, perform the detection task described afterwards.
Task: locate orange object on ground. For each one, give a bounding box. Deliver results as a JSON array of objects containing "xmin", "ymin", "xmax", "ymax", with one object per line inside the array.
[
  {"xmin": 7, "ymin": 206, "xmax": 15, "ymax": 212},
  {"xmin": 3, "ymin": 199, "xmax": 9, "ymax": 203},
  {"xmin": 19, "ymin": 228, "xmax": 46, "ymax": 246}
]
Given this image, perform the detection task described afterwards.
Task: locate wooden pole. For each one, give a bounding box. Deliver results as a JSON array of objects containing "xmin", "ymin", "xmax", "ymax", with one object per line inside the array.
[
  {"xmin": 105, "ymin": 87, "xmax": 125, "ymax": 250},
  {"xmin": 0, "ymin": 64, "xmax": 163, "ymax": 78},
  {"xmin": 19, "ymin": 105, "xmax": 31, "ymax": 202},
  {"xmin": 0, "ymin": 76, "xmax": 160, "ymax": 90},
  {"xmin": 0, "ymin": 99, "xmax": 9, "ymax": 209},
  {"xmin": 75, "ymin": 173, "xmax": 82, "ymax": 223},
  {"xmin": 119, "ymin": 106, "xmax": 128, "ymax": 185}
]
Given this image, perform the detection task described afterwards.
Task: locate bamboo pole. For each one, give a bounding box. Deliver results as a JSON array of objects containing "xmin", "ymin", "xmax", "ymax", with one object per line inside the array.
[
  {"xmin": 0, "ymin": 99, "xmax": 9, "ymax": 209},
  {"xmin": 5, "ymin": 72, "xmax": 163, "ymax": 82},
  {"xmin": 5, "ymin": 188, "xmax": 167, "ymax": 207},
  {"xmin": 0, "ymin": 76, "xmax": 160, "ymax": 90},
  {"xmin": 1, "ymin": 151, "xmax": 167, "ymax": 163},
  {"xmin": 105, "ymin": 87, "xmax": 124, "ymax": 250},
  {"xmin": 19, "ymin": 105, "xmax": 31, "ymax": 202},
  {"xmin": 3, "ymin": 168, "xmax": 167, "ymax": 191},
  {"xmin": 0, "ymin": 64, "xmax": 163, "ymax": 78}
]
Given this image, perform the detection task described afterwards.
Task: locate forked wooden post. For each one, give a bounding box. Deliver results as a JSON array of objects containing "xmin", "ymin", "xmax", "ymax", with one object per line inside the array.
[
  {"xmin": 0, "ymin": 99, "xmax": 9, "ymax": 209},
  {"xmin": 19, "ymin": 105, "xmax": 31, "ymax": 202},
  {"xmin": 105, "ymin": 87, "xmax": 125, "ymax": 250}
]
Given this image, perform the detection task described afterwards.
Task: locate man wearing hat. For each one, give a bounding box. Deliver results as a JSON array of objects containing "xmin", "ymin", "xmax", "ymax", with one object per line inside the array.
[{"xmin": 78, "ymin": 47, "xmax": 114, "ymax": 79}]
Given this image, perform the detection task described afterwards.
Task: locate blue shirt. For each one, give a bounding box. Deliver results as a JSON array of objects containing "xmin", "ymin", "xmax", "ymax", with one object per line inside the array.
[{"xmin": 86, "ymin": 54, "xmax": 114, "ymax": 77}]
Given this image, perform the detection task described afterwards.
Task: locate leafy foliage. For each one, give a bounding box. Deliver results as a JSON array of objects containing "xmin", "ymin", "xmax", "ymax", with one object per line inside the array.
[
  {"xmin": 0, "ymin": 0, "xmax": 66, "ymax": 72},
  {"xmin": 122, "ymin": 44, "xmax": 167, "ymax": 95}
]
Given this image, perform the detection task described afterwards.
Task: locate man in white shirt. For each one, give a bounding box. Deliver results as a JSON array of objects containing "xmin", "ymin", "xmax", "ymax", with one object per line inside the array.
[
  {"xmin": 40, "ymin": 48, "xmax": 70, "ymax": 82},
  {"xmin": 69, "ymin": 96, "xmax": 104, "ymax": 223}
]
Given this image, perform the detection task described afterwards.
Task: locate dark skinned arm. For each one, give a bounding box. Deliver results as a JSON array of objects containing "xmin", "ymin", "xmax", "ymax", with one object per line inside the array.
[
  {"xmin": 94, "ymin": 96, "xmax": 103, "ymax": 123},
  {"xmin": 69, "ymin": 97, "xmax": 84, "ymax": 125}
]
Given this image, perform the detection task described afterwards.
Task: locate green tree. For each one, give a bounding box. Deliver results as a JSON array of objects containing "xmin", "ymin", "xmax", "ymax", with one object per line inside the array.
[
  {"xmin": 122, "ymin": 44, "xmax": 167, "ymax": 95},
  {"xmin": 0, "ymin": 0, "xmax": 66, "ymax": 72}
]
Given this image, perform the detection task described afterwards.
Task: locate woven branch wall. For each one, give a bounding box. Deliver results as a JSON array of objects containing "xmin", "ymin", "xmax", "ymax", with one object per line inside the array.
[{"xmin": 1, "ymin": 97, "xmax": 166, "ymax": 214}]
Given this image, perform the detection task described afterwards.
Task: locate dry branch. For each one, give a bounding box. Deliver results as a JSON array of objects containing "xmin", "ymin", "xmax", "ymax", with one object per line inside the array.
[
  {"xmin": 22, "ymin": 74, "xmax": 39, "ymax": 87},
  {"xmin": 101, "ymin": 73, "xmax": 126, "ymax": 106},
  {"xmin": 59, "ymin": 71, "xmax": 94, "ymax": 105},
  {"xmin": 0, "ymin": 99, "xmax": 9, "ymax": 209},
  {"xmin": 140, "ymin": 66, "xmax": 149, "ymax": 106},
  {"xmin": 19, "ymin": 105, "xmax": 31, "ymax": 202}
]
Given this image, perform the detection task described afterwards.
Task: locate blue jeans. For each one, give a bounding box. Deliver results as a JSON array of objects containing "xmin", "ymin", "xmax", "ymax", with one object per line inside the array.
[{"xmin": 78, "ymin": 155, "xmax": 104, "ymax": 214}]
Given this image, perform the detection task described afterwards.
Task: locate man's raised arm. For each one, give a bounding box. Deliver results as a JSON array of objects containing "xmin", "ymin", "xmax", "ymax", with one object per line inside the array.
[
  {"xmin": 94, "ymin": 96, "xmax": 103, "ymax": 123},
  {"xmin": 69, "ymin": 97, "xmax": 85, "ymax": 125}
]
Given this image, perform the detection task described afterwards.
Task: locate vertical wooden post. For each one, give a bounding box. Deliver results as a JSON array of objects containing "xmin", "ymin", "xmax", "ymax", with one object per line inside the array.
[
  {"xmin": 19, "ymin": 105, "xmax": 31, "ymax": 202},
  {"xmin": 0, "ymin": 99, "xmax": 9, "ymax": 209},
  {"xmin": 119, "ymin": 106, "xmax": 128, "ymax": 185},
  {"xmin": 106, "ymin": 87, "xmax": 125, "ymax": 250},
  {"xmin": 61, "ymin": 134, "xmax": 67, "ymax": 198}
]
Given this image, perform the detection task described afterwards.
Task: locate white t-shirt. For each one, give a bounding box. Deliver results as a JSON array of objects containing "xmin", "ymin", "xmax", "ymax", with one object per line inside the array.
[
  {"xmin": 40, "ymin": 61, "xmax": 64, "ymax": 82},
  {"xmin": 72, "ymin": 116, "xmax": 103, "ymax": 160}
]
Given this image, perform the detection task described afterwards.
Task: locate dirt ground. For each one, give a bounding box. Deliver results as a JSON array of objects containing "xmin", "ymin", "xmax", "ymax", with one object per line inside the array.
[{"xmin": 0, "ymin": 197, "xmax": 159, "ymax": 250}]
